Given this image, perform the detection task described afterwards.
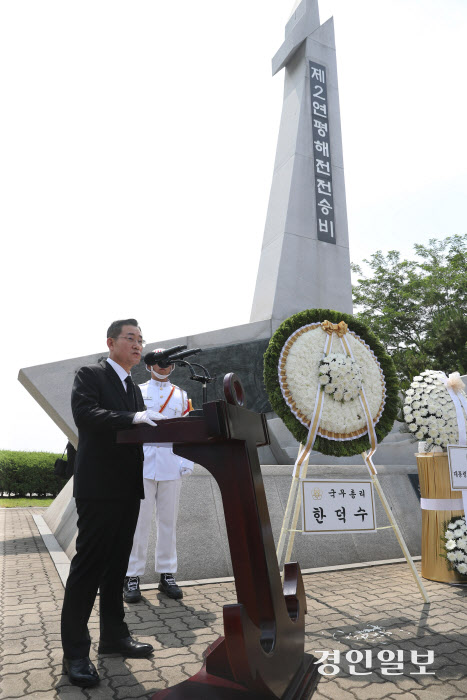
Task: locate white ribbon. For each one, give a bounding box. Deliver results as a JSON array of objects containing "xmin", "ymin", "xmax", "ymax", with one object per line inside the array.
[
  {"xmin": 338, "ymin": 336, "xmax": 378, "ymax": 475},
  {"xmin": 420, "ymin": 497, "xmax": 464, "ymax": 511},
  {"xmin": 439, "ymin": 372, "xmax": 467, "ymax": 446},
  {"xmin": 293, "ymin": 331, "xmax": 333, "ymax": 478}
]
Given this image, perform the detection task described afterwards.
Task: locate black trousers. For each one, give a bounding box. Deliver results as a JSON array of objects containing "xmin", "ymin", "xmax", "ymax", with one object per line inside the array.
[{"xmin": 61, "ymin": 497, "xmax": 140, "ymax": 659}]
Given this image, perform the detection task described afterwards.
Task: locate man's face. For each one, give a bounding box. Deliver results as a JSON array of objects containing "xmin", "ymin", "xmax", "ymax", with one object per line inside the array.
[{"xmin": 107, "ymin": 324, "xmax": 143, "ymax": 372}]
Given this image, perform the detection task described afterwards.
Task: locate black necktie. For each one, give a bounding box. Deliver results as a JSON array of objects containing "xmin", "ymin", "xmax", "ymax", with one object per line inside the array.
[{"xmin": 125, "ymin": 376, "xmax": 136, "ymax": 410}]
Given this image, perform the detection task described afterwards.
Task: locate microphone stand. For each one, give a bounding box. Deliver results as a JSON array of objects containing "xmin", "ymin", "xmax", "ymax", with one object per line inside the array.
[{"xmin": 172, "ymin": 359, "xmax": 214, "ymax": 411}]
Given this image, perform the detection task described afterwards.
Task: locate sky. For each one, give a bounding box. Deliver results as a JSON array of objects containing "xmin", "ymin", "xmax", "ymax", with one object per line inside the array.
[{"xmin": 1, "ymin": 0, "xmax": 466, "ymax": 453}]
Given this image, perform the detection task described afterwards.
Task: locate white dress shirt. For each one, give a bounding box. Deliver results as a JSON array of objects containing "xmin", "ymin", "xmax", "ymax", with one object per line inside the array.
[{"xmin": 106, "ymin": 357, "xmax": 131, "ymax": 390}]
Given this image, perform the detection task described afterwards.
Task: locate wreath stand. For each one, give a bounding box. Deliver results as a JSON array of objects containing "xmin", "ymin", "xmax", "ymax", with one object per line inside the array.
[
  {"xmin": 118, "ymin": 381, "xmax": 320, "ymax": 699},
  {"xmin": 276, "ymin": 447, "xmax": 430, "ymax": 604}
]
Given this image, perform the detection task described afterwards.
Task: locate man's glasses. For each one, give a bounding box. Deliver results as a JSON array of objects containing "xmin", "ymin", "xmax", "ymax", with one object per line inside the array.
[{"xmin": 118, "ymin": 335, "xmax": 146, "ymax": 347}]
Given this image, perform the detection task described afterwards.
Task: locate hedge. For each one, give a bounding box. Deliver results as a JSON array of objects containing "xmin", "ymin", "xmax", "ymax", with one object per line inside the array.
[{"xmin": 0, "ymin": 450, "xmax": 66, "ymax": 498}]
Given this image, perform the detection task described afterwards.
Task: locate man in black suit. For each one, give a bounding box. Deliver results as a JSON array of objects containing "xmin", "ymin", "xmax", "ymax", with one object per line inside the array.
[{"xmin": 61, "ymin": 319, "xmax": 161, "ymax": 688}]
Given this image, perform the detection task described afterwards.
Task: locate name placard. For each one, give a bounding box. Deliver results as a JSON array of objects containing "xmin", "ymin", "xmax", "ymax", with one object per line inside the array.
[
  {"xmin": 301, "ymin": 479, "xmax": 376, "ymax": 534},
  {"xmin": 310, "ymin": 61, "xmax": 336, "ymax": 245},
  {"xmin": 447, "ymin": 445, "xmax": 467, "ymax": 490}
]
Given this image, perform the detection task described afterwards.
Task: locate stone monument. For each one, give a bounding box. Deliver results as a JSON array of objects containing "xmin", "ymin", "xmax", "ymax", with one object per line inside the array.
[
  {"xmin": 19, "ymin": 0, "xmax": 422, "ymax": 581},
  {"xmin": 251, "ymin": 0, "xmax": 352, "ymax": 324}
]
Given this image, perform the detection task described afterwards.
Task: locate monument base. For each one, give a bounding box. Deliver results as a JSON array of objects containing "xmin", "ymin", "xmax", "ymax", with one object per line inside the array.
[{"xmin": 150, "ymin": 639, "xmax": 319, "ymax": 699}]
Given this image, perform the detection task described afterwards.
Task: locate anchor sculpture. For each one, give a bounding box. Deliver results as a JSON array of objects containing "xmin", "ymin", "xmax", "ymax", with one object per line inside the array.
[{"xmin": 117, "ymin": 374, "xmax": 319, "ymax": 699}]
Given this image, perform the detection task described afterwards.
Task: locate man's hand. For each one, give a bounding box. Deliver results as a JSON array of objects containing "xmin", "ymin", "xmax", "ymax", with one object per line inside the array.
[{"xmin": 132, "ymin": 410, "xmax": 163, "ymax": 426}]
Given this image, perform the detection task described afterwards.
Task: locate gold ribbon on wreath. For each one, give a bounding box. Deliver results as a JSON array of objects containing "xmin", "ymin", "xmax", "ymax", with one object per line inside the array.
[{"xmin": 321, "ymin": 320, "xmax": 348, "ymax": 337}]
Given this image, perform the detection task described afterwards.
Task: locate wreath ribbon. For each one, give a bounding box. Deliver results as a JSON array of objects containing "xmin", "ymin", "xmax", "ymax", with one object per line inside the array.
[
  {"xmin": 338, "ymin": 329, "xmax": 378, "ymax": 475},
  {"xmin": 321, "ymin": 320, "xmax": 348, "ymax": 337},
  {"xmin": 439, "ymin": 372, "xmax": 467, "ymax": 447},
  {"xmin": 438, "ymin": 371, "xmax": 467, "ymax": 516},
  {"xmin": 294, "ymin": 330, "xmax": 333, "ymax": 476},
  {"xmin": 421, "ymin": 497, "xmax": 464, "ymax": 511}
]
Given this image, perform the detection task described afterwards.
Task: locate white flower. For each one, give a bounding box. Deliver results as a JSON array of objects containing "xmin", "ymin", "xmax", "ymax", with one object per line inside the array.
[
  {"xmin": 447, "ymin": 552, "xmax": 457, "ymax": 562},
  {"xmin": 446, "ymin": 539, "xmax": 457, "ymax": 550},
  {"xmin": 409, "ymin": 424, "xmax": 418, "ymax": 433},
  {"xmin": 319, "ymin": 375, "xmax": 330, "ymax": 385},
  {"xmin": 404, "ymin": 370, "xmax": 467, "ymax": 450},
  {"xmin": 453, "ymin": 529, "xmax": 464, "ymax": 538},
  {"xmin": 457, "ymin": 563, "xmax": 467, "ymax": 575}
]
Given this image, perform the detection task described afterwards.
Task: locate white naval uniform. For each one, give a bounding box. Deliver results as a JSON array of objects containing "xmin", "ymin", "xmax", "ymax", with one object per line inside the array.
[{"xmin": 126, "ymin": 378, "xmax": 193, "ymax": 576}]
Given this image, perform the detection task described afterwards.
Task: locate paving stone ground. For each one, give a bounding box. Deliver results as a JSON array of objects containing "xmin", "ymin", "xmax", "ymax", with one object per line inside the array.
[{"xmin": 1, "ymin": 507, "xmax": 467, "ymax": 699}]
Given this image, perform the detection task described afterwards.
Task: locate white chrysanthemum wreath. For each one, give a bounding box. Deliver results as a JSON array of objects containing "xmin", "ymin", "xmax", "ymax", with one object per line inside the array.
[
  {"xmin": 264, "ymin": 309, "xmax": 399, "ymax": 458},
  {"xmin": 280, "ymin": 323, "xmax": 386, "ymax": 440},
  {"xmin": 404, "ymin": 370, "xmax": 467, "ymax": 451}
]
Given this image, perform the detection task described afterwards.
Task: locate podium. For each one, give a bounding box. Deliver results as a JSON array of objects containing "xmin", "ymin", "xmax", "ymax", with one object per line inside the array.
[{"xmin": 118, "ymin": 397, "xmax": 319, "ymax": 699}]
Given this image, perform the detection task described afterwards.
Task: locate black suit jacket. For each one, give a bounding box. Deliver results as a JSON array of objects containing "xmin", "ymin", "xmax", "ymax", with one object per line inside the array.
[{"xmin": 71, "ymin": 359, "xmax": 145, "ymax": 500}]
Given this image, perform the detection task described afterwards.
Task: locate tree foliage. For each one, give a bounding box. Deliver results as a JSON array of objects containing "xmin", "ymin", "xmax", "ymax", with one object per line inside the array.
[{"xmin": 351, "ymin": 234, "xmax": 467, "ymax": 388}]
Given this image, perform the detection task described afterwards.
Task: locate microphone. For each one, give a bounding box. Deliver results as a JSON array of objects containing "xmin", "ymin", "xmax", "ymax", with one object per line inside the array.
[
  {"xmin": 167, "ymin": 348, "xmax": 202, "ymax": 363},
  {"xmin": 144, "ymin": 345, "xmax": 186, "ymax": 367}
]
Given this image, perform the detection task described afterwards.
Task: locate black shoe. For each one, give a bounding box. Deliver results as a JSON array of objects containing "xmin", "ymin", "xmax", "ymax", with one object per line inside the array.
[
  {"xmin": 159, "ymin": 573, "xmax": 183, "ymax": 600},
  {"xmin": 123, "ymin": 576, "xmax": 142, "ymax": 603},
  {"xmin": 98, "ymin": 635, "xmax": 154, "ymax": 658},
  {"xmin": 62, "ymin": 656, "xmax": 100, "ymax": 687}
]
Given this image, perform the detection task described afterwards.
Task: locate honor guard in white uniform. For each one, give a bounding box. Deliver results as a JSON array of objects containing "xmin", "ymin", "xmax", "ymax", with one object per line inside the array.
[{"xmin": 123, "ymin": 349, "xmax": 193, "ymax": 602}]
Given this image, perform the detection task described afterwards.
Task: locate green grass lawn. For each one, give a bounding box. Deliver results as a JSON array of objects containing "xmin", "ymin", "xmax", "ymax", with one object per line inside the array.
[{"xmin": 0, "ymin": 497, "xmax": 54, "ymax": 508}]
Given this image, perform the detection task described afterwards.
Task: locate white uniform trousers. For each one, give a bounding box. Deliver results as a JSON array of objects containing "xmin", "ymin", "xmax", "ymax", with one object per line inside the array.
[{"xmin": 126, "ymin": 477, "xmax": 182, "ymax": 576}]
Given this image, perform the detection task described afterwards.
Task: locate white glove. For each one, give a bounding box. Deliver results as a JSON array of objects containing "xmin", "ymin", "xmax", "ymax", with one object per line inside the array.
[
  {"xmin": 180, "ymin": 465, "xmax": 193, "ymax": 477},
  {"xmin": 132, "ymin": 410, "xmax": 162, "ymax": 426}
]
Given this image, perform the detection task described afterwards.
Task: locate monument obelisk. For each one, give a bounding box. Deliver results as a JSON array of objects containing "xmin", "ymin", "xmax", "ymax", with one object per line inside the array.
[{"xmin": 251, "ymin": 0, "xmax": 352, "ymax": 325}]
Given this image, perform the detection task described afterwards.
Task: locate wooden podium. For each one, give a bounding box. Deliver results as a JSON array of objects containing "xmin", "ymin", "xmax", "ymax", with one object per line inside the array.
[{"xmin": 117, "ymin": 395, "xmax": 319, "ymax": 699}]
